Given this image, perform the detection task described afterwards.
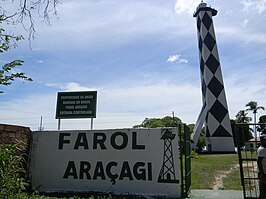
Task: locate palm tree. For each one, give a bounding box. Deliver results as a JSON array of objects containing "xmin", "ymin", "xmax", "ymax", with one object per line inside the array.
[
  {"xmin": 235, "ymin": 110, "xmax": 252, "ymax": 123},
  {"xmin": 246, "ymin": 101, "xmax": 265, "ymax": 140}
]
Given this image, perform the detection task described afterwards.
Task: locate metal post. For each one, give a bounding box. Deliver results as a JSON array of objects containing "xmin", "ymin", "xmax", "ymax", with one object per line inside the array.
[
  {"xmin": 39, "ymin": 116, "xmax": 43, "ymax": 131},
  {"xmin": 172, "ymin": 111, "xmax": 175, "ymax": 125},
  {"xmin": 179, "ymin": 124, "xmax": 184, "ymax": 198},
  {"xmin": 58, "ymin": 119, "xmax": 61, "ymax": 131},
  {"xmin": 91, "ymin": 118, "xmax": 93, "ymax": 130},
  {"xmin": 254, "ymin": 112, "xmax": 257, "ymax": 142}
]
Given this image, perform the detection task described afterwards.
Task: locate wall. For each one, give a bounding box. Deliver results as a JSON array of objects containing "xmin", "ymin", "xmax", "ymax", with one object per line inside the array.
[
  {"xmin": 0, "ymin": 123, "xmax": 31, "ymax": 144},
  {"xmin": 29, "ymin": 128, "xmax": 181, "ymax": 198}
]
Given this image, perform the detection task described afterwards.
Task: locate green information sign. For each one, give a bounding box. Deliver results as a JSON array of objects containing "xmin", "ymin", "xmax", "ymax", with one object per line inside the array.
[{"xmin": 56, "ymin": 91, "xmax": 97, "ymax": 119}]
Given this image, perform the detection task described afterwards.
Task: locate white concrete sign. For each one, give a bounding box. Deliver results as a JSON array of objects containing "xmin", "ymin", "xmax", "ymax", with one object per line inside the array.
[{"xmin": 29, "ymin": 128, "xmax": 181, "ymax": 198}]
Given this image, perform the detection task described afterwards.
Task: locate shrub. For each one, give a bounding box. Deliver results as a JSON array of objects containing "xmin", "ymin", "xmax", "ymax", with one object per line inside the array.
[{"xmin": 0, "ymin": 140, "xmax": 28, "ymax": 198}]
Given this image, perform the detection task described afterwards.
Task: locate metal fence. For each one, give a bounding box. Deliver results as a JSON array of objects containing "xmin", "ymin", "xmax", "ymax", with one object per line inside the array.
[
  {"xmin": 179, "ymin": 123, "xmax": 191, "ymax": 198},
  {"xmin": 234, "ymin": 123, "xmax": 266, "ymax": 199}
]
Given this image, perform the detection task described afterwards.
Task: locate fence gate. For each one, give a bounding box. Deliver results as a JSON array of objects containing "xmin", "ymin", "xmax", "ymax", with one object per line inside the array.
[
  {"xmin": 234, "ymin": 123, "xmax": 261, "ymax": 199},
  {"xmin": 179, "ymin": 123, "xmax": 191, "ymax": 198}
]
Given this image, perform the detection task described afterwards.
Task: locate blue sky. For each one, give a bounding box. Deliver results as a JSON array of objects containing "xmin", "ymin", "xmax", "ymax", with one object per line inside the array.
[{"xmin": 1, "ymin": 0, "xmax": 266, "ymax": 130}]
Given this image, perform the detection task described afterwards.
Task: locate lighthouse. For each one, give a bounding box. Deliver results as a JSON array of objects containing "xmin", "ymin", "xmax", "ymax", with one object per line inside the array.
[{"xmin": 192, "ymin": 2, "xmax": 235, "ymax": 152}]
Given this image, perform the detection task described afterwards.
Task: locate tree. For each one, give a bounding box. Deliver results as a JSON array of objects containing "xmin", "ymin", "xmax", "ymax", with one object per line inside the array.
[
  {"xmin": 0, "ymin": 61, "xmax": 33, "ymax": 93},
  {"xmin": 246, "ymin": 101, "xmax": 265, "ymax": 140},
  {"xmin": 187, "ymin": 124, "xmax": 206, "ymax": 152},
  {"xmin": 246, "ymin": 101, "xmax": 265, "ymax": 123},
  {"xmin": 231, "ymin": 119, "xmax": 253, "ymax": 148},
  {"xmin": 235, "ymin": 110, "xmax": 252, "ymax": 123},
  {"xmin": 0, "ymin": 0, "xmax": 59, "ymax": 93},
  {"xmin": 133, "ymin": 116, "xmax": 181, "ymax": 128},
  {"xmin": 133, "ymin": 116, "xmax": 206, "ymax": 152},
  {"xmin": 233, "ymin": 110, "xmax": 253, "ymax": 147}
]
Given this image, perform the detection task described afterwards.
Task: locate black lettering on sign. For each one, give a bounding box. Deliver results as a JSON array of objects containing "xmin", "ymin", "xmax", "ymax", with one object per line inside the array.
[
  {"xmin": 93, "ymin": 162, "xmax": 106, "ymax": 180},
  {"xmin": 148, "ymin": 162, "xmax": 152, "ymax": 181},
  {"xmin": 111, "ymin": 132, "xmax": 128, "ymax": 150},
  {"xmin": 119, "ymin": 161, "xmax": 133, "ymax": 180},
  {"xmin": 93, "ymin": 133, "xmax": 107, "ymax": 149},
  {"xmin": 106, "ymin": 161, "xmax": 118, "ymax": 185},
  {"xmin": 63, "ymin": 161, "xmax": 153, "ymax": 182},
  {"xmin": 58, "ymin": 133, "xmax": 71, "ymax": 150},
  {"xmin": 79, "ymin": 161, "xmax": 91, "ymax": 179},
  {"xmin": 132, "ymin": 132, "xmax": 145, "ymax": 150},
  {"xmin": 63, "ymin": 161, "xmax": 78, "ymax": 179},
  {"xmin": 74, "ymin": 133, "xmax": 89, "ymax": 149},
  {"xmin": 133, "ymin": 162, "xmax": 146, "ymax": 180}
]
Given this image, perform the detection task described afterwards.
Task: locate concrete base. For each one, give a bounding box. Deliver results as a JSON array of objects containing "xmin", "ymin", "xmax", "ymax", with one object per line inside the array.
[
  {"xmin": 206, "ymin": 137, "xmax": 235, "ymax": 152},
  {"xmin": 190, "ymin": 189, "xmax": 243, "ymax": 199}
]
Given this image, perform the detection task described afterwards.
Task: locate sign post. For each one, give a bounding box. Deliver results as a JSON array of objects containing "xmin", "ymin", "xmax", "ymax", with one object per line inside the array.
[
  {"xmin": 58, "ymin": 119, "xmax": 61, "ymax": 131},
  {"xmin": 55, "ymin": 91, "xmax": 97, "ymax": 129}
]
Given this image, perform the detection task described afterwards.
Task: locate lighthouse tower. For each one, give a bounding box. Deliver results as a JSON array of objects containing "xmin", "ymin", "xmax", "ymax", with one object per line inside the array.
[{"xmin": 192, "ymin": 2, "xmax": 235, "ymax": 152}]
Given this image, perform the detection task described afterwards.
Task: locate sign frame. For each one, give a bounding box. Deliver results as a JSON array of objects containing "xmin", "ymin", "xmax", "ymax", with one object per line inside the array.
[
  {"xmin": 29, "ymin": 128, "xmax": 181, "ymax": 198},
  {"xmin": 55, "ymin": 91, "xmax": 97, "ymax": 119}
]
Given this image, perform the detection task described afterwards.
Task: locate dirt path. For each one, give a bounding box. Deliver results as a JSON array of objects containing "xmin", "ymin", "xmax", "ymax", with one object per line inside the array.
[{"xmin": 213, "ymin": 164, "xmax": 240, "ymax": 190}]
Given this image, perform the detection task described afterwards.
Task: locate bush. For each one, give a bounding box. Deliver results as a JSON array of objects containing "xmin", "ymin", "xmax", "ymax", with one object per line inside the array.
[{"xmin": 0, "ymin": 140, "xmax": 28, "ymax": 198}]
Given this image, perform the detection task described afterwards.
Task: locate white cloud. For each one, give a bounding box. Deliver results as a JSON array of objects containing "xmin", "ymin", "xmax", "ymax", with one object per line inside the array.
[
  {"xmin": 240, "ymin": 18, "xmax": 249, "ymax": 28},
  {"xmin": 1, "ymin": 77, "xmax": 266, "ymax": 131},
  {"xmin": 174, "ymin": 0, "xmax": 200, "ymax": 14},
  {"xmin": 241, "ymin": 0, "xmax": 253, "ymax": 11},
  {"xmin": 45, "ymin": 82, "xmax": 97, "ymax": 91},
  {"xmin": 0, "ymin": 82, "xmax": 201, "ymax": 130},
  {"xmin": 241, "ymin": 0, "xmax": 266, "ymax": 14},
  {"xmin": 30, "ymin": 0, "xmax": 191, "ymax": 50},
  {"xmin": 179, "ymin": 59, "xmax": 188, "ymax": 64},
  {"xmin": 227, "ymin": 84, "xmax": 266, "ymax": 120},
  {"xmin": 167, "ymin": 55, "xmax": 179, "ymax": 63},
  {"xmin": 216, "ymin": 26, "xmax": 266, "ymax": 44},
  {"xmin": 167, "ymin": 54, "xmax": 188, "ymax": 64}
]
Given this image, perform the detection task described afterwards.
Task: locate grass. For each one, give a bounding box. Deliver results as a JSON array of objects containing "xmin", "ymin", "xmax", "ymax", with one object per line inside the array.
[
  {"xmin": 191, "ymin": 153, "xmax": 242, "ymax": 190},
  {"xmin": 223, "ymin": 168, "xmax": 242, "ymax": 190}
]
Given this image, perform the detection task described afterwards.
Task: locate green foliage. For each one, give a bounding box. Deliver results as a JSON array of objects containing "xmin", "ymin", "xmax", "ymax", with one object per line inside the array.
[
  {"xmin": 0, "ymin": 16, "xmax": 32, "ymax": 93},
  {"xmin": 196, "ymin": 131, "xmax": 206, "ymax": 152},
  {"xmin": 0, "ymin": 25, "xmax": 24, "ymax": 53},
  {"xmin": 190, "ymin": 150, "xmax": 199, "ymax": 158},
  {"xmin": 0, "ymin": 60, "xmax": 33, "ymax": 92},
  {"xmin": 231, "ymin": 119, "xmax": 253, "ymax": 147},
  {"xmin": 188, "ymin": 124, "xmax": 206, "ymax": 152},
  {"xmin": 235, "ymin": 110, "xmax": 251, "ymax": 123},
  {"xmin": 233, "ymin": 101, "xmax": 265, "ymax": 145},
  {"xmin": 134, "ymin": 117, "xmax": 207, "ymax": 151},
  {"xmin": 133, "ymin": 116, "xmax": 181, "ymax": 128},
  {"xmin": 0, "ymin": 141, "xmax": 28, "ymax": 198},
  {"xmin": 246, "ymin": 101, "xmax": 265, "ymax": 114}
]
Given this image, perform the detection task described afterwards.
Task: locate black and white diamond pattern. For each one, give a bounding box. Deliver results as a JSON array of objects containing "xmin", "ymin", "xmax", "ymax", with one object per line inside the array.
[{"xmin": 192, "ymin": 3, "xmax": 234, "ymax": 151}]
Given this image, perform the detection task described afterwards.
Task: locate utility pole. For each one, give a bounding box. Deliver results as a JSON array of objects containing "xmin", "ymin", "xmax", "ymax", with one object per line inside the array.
[{"xmin": 38, "ymin": 116, "xmax": 44, "ymax": 131}]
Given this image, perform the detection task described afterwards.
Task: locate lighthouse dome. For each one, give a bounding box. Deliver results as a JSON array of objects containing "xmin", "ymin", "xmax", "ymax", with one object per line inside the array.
[{"xmin": 198, "ymin": 2, "xmax": 207, "ymax": 8}]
